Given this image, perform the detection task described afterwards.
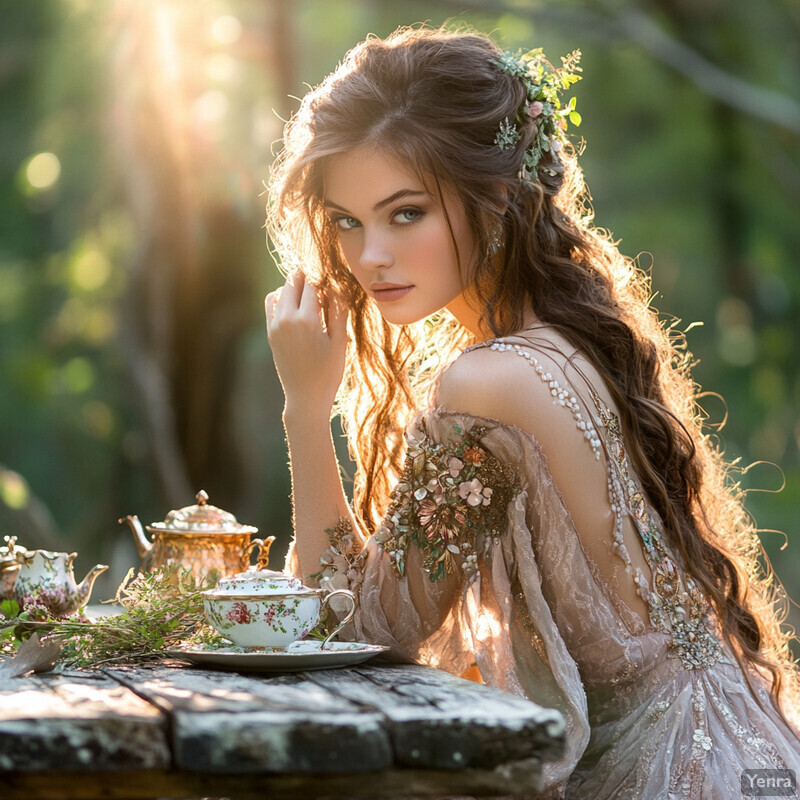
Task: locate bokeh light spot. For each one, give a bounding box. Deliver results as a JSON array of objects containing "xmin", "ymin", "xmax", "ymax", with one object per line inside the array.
[
  {"xmin": 193, "ymin": 90, "xmax": 228, "ymax": 125},
  {"xmin": 0, "ymin": 470, "xmax": 29, "ymax": 510},
  {"xmin": 62, "ymin": 358, "xmax": 95, "ymax": 394},
  {"xmin": 52, "ymin": 299, "xmax": 115, "ymax": 346},
  {"xmin": 207, "ymin": 53, "xmax": 240, "ymax": 84},
  {"xmin": 83, "ymin": 401, "xmax": 115, "ymax": 439},
  {"xmin": 211, "ymin": 15, "xmax": 241, "ymax": 45},
  {"xmin": 71, "ymin": 249, "xmax": 112, "ymax": 292},
  {"xmin": 717, "ymin": 296, "xmax": 756, "ymax": 366},
  {"xmin": 718, "ymin": 325, "xmax": 756, "ymax": 367},
  {"xmin": 716, "ymin": 296, "xmax": 753, "ymax": 328},
  {"xmin": 25, "ymin": 152, "xmax": 61, "ymax": 190},
  {"xmin": 83, "ymin": 308, "xmax": 116, "ymax": 345}
]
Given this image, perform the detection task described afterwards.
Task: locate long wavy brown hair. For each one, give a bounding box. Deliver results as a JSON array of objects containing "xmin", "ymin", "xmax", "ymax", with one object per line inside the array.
[{"xmin": 268, "ymin": 25, "xmax": 799, "ymax": 720}]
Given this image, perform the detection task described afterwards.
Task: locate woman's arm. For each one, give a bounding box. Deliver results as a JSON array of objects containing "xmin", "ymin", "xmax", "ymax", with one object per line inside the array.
[{"xmin": 265, "ymin": 271, "xmax": 357, "ymax": 580}]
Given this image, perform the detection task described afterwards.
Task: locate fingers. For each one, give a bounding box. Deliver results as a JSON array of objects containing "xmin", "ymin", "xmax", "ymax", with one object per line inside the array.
[
  {"xmin": 265, "ymin": 271, "xmax": 303, "ymax": 336},
  {"xmin": 299, "ymin": 273, "xmax": 322, "ymax": 319},
  {"xmin": 265, "ymin": 270, "xmax": 349, "ymax": 343},
  {"xmin": 281, "ymin": 269, "xmax": 305, "ymax": 308},
  {"xmin": 264, "ymin": 289, "xmax": 279, "ymax": 329}
]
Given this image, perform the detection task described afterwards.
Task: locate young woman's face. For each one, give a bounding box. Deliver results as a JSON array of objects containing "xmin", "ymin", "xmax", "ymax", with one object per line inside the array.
[{"xmin": 323, "ymin": 147, "xmax": 477, "ymax": 327}]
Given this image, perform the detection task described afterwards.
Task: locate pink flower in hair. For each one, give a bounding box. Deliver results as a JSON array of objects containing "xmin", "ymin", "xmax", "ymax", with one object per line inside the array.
[{"xmin": 527, "ymin": 101, "xmax": 544, "ymax": 118}]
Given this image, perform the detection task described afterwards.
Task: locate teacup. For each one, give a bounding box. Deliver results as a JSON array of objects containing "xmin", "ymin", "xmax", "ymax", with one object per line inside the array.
[{"xmin": 202, "ymin": 568, "xmax": 356, "ymax": 649}]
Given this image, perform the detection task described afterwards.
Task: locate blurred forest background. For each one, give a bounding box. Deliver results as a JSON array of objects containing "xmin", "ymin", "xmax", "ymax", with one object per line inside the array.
[{"xmin": 1, "ymin": 0, "xmax": 798, "ymax": 641}]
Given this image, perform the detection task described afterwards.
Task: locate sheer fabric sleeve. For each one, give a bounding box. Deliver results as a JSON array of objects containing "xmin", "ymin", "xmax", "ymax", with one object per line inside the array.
[
  {"xmin": 283, "ymin": 411, "xmax": 590, "ymax": 790},
  {"xmin": 283, "ymin": 413, "xmax": 485, "ymax": 667}
]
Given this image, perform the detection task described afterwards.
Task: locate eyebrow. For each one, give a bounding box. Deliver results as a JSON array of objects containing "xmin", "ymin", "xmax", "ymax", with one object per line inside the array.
[{"xmin": 324, "ymin": 189, "xmax": 427, "ymax": 215}]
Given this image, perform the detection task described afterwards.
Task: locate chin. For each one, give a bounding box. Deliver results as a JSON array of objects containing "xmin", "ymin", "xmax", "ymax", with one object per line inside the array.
[
  {"xmin": 376, "ymin": 310, "xmax": 426, "ymax": 327},
  {"xmin": 373, "ymin": 300, "xmax": 444, "ymax": 327}
]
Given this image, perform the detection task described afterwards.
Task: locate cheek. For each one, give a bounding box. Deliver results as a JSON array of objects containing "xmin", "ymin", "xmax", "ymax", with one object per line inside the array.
[
  {"xmin": 425, "ymin": 229, "xmax": 466, "ymax": 290},
  {"xmin": 414, "ymin": 225, "xmax": 458, "ymax": 269},
  {"xmin": 336, "ymin": 238, "xmax": 360, "ymax": 275}
]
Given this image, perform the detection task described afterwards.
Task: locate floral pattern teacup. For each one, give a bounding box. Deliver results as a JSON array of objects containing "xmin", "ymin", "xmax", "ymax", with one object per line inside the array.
[{"xmin": 202, "ymin": 568, "xmax": 356, "ymax": 649}]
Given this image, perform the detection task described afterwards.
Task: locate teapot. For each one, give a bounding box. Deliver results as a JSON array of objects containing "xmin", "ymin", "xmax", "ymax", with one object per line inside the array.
[
  {"xmin": 120, "ymin": 490, "xmax": 273, "ymax": 585},
  {"xmin": 13, "ymin": 548, "xmax": 108, "ymax": 617},
  {"xmin": 203, "ymin": 568, "xmax": 356, "ymax": 650}
]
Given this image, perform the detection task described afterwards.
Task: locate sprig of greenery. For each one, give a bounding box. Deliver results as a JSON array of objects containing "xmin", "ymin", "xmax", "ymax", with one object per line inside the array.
[{"xmin": 0, "ymin": 567, "xmax": 226, "ymax": 667}]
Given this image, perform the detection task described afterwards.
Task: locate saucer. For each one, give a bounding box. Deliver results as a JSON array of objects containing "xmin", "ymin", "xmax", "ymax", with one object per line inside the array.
[{"xmin": 166, "ymin": 639, "xmax": 389, "ymax": 672}]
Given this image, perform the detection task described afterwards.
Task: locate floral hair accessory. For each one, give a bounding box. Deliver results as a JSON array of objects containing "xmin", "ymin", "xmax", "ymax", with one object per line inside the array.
[{"xmin": 492, "ymin": 48, "xmax": 582, "ymax": 182}]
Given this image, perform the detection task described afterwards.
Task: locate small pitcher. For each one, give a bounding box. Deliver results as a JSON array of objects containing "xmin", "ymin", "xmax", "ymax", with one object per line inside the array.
[
  {"xmin": 13, "ymin": 550, "xmax": 108, "ymax": 617},
  {"xmin": 0, "ymin": 535, "xmax": 27, "ymax": 600}
]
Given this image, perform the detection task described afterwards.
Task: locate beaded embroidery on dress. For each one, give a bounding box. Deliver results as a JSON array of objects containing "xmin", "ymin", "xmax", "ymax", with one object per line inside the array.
[
  {"xmin": 285, "ymin": 334, "xmax": 800, "ymax": 798},
  {"xmin": 490, "ymin": 339, "xmax": 725, "ymax": 672},
  {"xmin": 590, "ymin": 388, "xmax": 724, "ymax": 671}
]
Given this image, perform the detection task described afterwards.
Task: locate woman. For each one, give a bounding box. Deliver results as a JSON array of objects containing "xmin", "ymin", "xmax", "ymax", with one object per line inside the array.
[{"xmin": 265, "ymin": 26, "xmax": 800, "ymax": 798}]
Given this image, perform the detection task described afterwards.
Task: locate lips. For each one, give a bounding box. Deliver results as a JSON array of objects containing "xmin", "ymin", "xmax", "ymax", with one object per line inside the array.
[{"xmin": 370, "ymin": 283, "xmax": 413, "ymax": 302}]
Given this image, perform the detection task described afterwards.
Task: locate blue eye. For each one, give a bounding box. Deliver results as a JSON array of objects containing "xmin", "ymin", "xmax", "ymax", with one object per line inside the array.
[
  {"xmin": 394, "ymin": 208, "xmax": 423, "ymax": 224},
  {"xmin": 333, "ymin": 216, "xmax": 360, "ymax": 231}
]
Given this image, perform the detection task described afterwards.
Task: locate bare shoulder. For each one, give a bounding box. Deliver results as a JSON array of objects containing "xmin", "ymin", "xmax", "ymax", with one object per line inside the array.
[{"xmin": 436, "ymin": 342, "xmax": 569, "ymax": 435}]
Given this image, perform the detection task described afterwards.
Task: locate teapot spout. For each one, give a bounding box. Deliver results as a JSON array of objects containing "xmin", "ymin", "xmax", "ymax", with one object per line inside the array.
[
  {"xmin": 77, "ymin": 563, "xmax": 109, "ymax": 607},
  {"xmin": 119, "ymin": 515, "xmax": 152, "ymax": 559}
]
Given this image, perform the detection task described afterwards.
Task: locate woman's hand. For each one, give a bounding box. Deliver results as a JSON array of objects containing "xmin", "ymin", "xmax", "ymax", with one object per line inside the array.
[{"xmin": 265, "ymin": 271, "xmax": 348, "ymax": 419}]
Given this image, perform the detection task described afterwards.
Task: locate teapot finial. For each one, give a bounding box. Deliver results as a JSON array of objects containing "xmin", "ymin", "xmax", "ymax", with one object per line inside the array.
[{"xmin": 196, "ymin": 490, "xmax": 209, "ymax": 506}]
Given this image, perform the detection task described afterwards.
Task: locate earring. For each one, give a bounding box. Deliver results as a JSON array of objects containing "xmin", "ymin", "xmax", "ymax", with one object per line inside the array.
[{"xmin": 488, "ymin": 224, "xmax": 503, "ymax": 256}]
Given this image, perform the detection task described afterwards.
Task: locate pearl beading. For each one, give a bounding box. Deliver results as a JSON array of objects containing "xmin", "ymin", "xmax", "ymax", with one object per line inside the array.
[{"xmin": 489, "ymin": 341, "xmax": 603, "ymax": 459}]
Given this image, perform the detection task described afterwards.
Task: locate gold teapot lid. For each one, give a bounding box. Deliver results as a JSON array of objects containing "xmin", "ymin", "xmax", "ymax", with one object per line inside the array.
[{"xmin": 149, "ymin": 490, "xmax": 256, "ymax": 533}]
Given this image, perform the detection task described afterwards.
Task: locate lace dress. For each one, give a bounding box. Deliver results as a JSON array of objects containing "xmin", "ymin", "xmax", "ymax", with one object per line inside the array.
[{"xmin": 285, "ymin": 335, "xmax": 800, "ymax": 799}]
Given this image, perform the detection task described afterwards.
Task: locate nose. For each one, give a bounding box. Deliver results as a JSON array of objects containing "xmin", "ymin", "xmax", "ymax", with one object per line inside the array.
[{"xmin": 359, "ymin": 228, "xmax": 393, "ymax": 272}]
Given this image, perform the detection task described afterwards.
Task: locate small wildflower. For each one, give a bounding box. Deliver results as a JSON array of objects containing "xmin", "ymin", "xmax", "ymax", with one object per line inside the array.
[{"xmin": 528, "ymin": 100, "xmax": 544, "ymax": 118}]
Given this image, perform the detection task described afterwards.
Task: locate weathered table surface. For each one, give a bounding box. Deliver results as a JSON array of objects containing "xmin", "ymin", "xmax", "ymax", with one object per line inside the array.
[{"xmin": 0, "ymin": 658, "xmax": 564, "ymax": 800}]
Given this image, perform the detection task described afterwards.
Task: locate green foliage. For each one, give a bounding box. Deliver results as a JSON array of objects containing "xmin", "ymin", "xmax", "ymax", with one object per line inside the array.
[{"xmin": 1, "ymin": 568, "xmax": 225, "ymax": 667}]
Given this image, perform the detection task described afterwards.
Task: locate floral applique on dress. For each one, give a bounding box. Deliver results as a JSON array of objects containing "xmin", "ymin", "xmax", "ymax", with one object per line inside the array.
[
  {"xmin": 313, "ymin": 518, "xmax": 368, "ymax": 597},
  {"xmin": 373, "ymin": 419, "xmax": 519, "ymax": 582}
]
